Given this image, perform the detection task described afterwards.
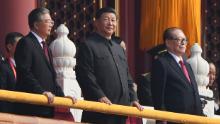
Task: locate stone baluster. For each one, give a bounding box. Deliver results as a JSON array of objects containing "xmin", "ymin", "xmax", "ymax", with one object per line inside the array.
[
  {"xmin": 50, "ymin": 24, "xmax": 83, "ymax": 122},
  {"xmin": 187, "ymin": 43, "xmax": 214, "ymax": 117}
]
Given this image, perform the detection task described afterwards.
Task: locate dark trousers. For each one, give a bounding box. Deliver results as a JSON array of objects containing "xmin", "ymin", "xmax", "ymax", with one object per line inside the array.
[{"xmin": 82, "ymin": 111, "xmax": 127, "ymax": 124}]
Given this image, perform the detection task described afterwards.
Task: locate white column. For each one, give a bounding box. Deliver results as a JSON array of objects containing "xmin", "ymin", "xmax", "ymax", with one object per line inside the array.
[
  {"xmin": 50, "ymin": 24, "xmax": 83, "ymax": 122},
  {"xmin": 187, "ymin": 43, "xmax": 214, "ymax": 117}
]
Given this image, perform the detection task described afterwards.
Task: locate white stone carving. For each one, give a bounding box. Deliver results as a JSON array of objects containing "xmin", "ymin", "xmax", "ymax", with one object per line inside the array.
[
  {"xmin": 187, "ymin": 43, "xmax": 214, "ymax": 117},
  {"xmin": 50, "ymin": 24, "xmax": 83, "ymax": 122}
]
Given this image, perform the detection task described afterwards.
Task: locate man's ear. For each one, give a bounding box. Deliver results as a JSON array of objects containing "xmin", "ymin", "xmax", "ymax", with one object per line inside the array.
[
  {"xmin": 94, "ymin": 20, "xmax": 99, "ymax": 27},
  {"xmin": 165, "ymin": 40, "xmax": 169, "ymax": 45},
  {"xmin": 6, "ymin": 44, "xmax": 12, "ymax": 52},
  {"xmin": 34, "ymin": 22, "xmax": 39, "ymax": 30},
  {"xmin": 92, "ymin": 20, "xmax": 97, "ymax": 31}
]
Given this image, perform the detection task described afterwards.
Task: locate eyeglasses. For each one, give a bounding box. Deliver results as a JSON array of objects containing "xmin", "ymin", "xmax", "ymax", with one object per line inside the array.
[
  {"xmin": 168, "ymin": 38, "xmax": 188, "ymax": 44},
  {"xmin": 40, "ymin": 19, "xmax": 54, "ymax": 25}
]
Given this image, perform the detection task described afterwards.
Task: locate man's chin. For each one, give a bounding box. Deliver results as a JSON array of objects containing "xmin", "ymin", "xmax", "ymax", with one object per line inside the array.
[
  {"xmin": 179, "ymin": 48, "xmax": 186, "ymax": 52},
  {"xmin": 104, "ymin": 33, "xmax": 113, "ymax": 37},
  {"xmin": 105, "ymin": 31, "xmax": 114, "ymax": 35},
  {"xmin": 47, "ymin": 32, "xmax": 51, "ymax": 36}
]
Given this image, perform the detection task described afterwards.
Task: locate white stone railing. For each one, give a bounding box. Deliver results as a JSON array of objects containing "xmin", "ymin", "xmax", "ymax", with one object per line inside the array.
[{"xmin": 50, "ymin": 24, "xmax": 83, "ymax": 122}]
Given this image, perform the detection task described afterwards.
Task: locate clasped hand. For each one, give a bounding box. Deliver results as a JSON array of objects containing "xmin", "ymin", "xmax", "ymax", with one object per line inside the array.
[
  {"xmin": 98, "ymin": 96, "xmax": 144, "ymax": 111},
  {"xmin": 43, "ymin": 91, "xmax": 77, "ymax": 104}
]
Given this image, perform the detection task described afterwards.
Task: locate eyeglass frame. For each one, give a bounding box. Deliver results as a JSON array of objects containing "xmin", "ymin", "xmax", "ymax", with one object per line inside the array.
[
  {"xmin": 38, "ymin": 19, "xmax": 54, "ymax": 25},
  {"xmin": 167, "ymin": 37, "xmax": 188, "ymax": 44}
]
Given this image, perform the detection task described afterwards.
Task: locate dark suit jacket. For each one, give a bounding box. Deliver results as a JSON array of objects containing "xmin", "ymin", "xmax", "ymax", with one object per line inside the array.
[
  {"xmin": 14, "ymin": 32, "xmax": 64, "ymax": 118},
  {"xmin": 0, "ymin": 57, "xmax": 16, "ymax": 113},
  {"xmin": 76, "ymin": 33, "xmax": 137, "ymax": 124},
  {"xmin": 151, "ymin": 52, "xmax": 203, "ymax": 116},
  {"xmin": 137, "ymin": 73, "xmax": 153, "ymax": 106},
  {"xmin": 0, "ymin": 59, "xmax": 16, "ymax": 90}
]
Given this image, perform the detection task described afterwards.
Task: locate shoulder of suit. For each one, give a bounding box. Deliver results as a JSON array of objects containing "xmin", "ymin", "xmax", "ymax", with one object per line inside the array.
[
  {"xmin": 152, "ymin": 52, "xmax": 172, "ymax": 67},
  {"xmin": 78, "ymin": 39, "xmax": 97, "ymax": 52},
  {"xmin": 18, "ymin": 34, "xmax": 36, "ymax": 46},
  {"xmin": 154, "ymin": 50, "xmax": 168, "ymax": 60},
  {"xmin": 82, "ymin": 38, "xmax": 96, "ymax": 48},
  {"xmin": 84, "ymin": 36, "xmax": 107, "ymax": 48}
]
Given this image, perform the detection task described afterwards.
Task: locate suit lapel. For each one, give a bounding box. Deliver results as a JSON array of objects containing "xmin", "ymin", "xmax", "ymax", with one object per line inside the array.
[
  {"xmin": 29, "ymin": 33, "xmax": 53, "ymax": 71},
  {"xmin": 185, "ymin": 62, "xmax": 198, "ymax": 88},
  {"xmin": 48, "ymin": 48, "xmax": 54, "ymax": 68},
  {"xmin": 166, "ymin": 53, "xmax": 191, "ymax": 84}
]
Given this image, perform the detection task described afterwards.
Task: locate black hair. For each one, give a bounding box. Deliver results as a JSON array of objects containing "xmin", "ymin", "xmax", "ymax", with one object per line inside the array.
[
  {"xmin": 5, "ymin": 32, "xmax": 23, "ymax": 52},
  {"xmin": 95, "ymin": 7, "xmax": 116, "ymax": 19}
]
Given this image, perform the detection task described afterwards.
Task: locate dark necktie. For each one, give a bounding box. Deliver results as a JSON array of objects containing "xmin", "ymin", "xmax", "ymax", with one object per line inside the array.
[
  {"xmin": 179, "ymin": 60, "xmax": 191, "ymax": 83},
  {"xmin": 41, "ymin": 41, "xmax": 49, "ymax": 61}
]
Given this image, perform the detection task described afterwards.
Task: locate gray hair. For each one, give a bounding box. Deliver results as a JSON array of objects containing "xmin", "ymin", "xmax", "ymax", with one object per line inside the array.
[
  {"xmin": 163, "ymin": 27, "xmax": 183, "ymax": 42},
  {"xmin": 28, "ymin": 7, "xmax": 50, "ymax": 29}
]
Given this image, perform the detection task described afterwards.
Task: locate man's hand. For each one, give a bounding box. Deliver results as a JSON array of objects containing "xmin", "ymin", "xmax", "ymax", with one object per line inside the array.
[
  {"xmin": 98, "ymin": 96, "xmax": 112, "ymax": 105},
  {"xmin": 65, "ymin": 96, "xmax": 77, "ymax": 104},
  {"xmin": 43, "ymin": 91, "xmax": 54, "ymax": 104},
  {"xmin": 131, "ymin": 101, "xmax": 144, "ymax": 111}
]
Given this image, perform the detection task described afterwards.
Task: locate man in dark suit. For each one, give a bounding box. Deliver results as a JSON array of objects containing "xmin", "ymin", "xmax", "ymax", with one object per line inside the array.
[
  {"xmin": 5, "ymin": 32, "xmax": 23, "ymax": 87},
  {"xmin": 14, "ymin": 8, "xmax": 76, "ymax": 118},
  {"xmin": 0, "ymin": 53, "xmax": 6, "ymax": 84},
  {"xmin": 75, "ymin": 7, "xmax": 143, "ymax": 124},
  {"xmin": 0, "ymin": 32, "xmax": 23, "ymax": 113},
  {"xmin": 151, "ymin": 27, "xmax": 203, "ymax": 123},
  {"xmin": 136, "ymin": 44, "xmax": 167, "ymax": 106},
  {"xmin": 0, "ymin": 52, "xmax": 9, "ymax": 112}
]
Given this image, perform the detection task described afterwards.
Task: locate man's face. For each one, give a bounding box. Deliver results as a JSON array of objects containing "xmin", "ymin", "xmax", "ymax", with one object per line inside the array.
[
  {"xmin": 208, "ymin": 63, "xmax": 216, "ymax": 86},
  {"xmin": 95, "ymin": 12, "xmax": 117, "ymax": 37},
  {"xmin": 7, "ymin": 37, "xmax": 21, "ymax": 57},
  {"xmin": 166, "ymin": 29, "xmax": 187, "ymax": 56},
  {"xmin": 11, "ymin": 37, "xmax": 21, "ymax": 56},
  {"xmin": 35, "ymin": 13, "xmax": 54, "ymax": 39}
]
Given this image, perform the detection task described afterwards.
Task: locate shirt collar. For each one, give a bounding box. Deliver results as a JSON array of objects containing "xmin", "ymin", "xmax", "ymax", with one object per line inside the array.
[
  {"xmin": 31, "ymin": 31, "xmax": 45, "ymax": 47},
  {"xmin": 94, "ymin": 32, "xmax": 113, "ymax": 46},
  {"xmin": 168, "ymin": 51, "xmax": 182, "ymax": 65}
]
